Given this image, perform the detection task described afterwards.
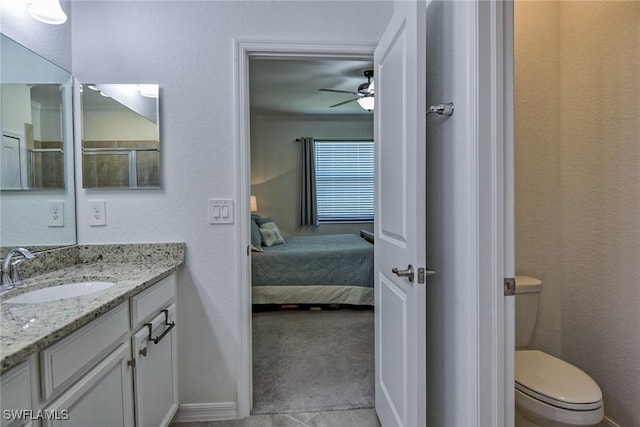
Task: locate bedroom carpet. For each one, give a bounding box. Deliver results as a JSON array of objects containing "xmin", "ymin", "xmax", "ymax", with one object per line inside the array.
[{"xmin": 252, "ymin": 308, "xmax": 374, "ymax": 414}]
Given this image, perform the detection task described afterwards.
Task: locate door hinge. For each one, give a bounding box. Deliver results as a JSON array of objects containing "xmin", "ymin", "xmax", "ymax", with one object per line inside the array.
[
  {"xmin": 504, "ymin": 277, "xmax": 516, "ymax": 296},
  {"xmin": 127, "ymin": 359, "xmax": 136, "ymax": 368}
]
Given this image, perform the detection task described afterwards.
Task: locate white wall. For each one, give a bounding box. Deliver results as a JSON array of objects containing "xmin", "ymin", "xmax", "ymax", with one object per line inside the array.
[
  {"xmin": 71, "ymin": 0, "xmax": 392, "ymax": 410},
  {"xmin": 250, "ymin": 114, "xmax": 374, "ymax": 236},
  {"xmin": 515, "ymin": 2, "xmax": 640, "ymax": 425},
  {"xmin": 0, "ymin": 0, "xmax": 72, "ymax": 71}
]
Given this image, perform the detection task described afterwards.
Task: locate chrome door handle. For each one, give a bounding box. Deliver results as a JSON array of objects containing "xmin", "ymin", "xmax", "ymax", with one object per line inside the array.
[{"xmin": 392, "ymin": 264, "xmax": 414, "ymax": 282}]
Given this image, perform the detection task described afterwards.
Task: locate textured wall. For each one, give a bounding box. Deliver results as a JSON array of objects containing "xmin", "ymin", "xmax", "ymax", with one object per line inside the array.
[
  {"xmin": 0, "ymin": 0, "xmax": 72, "ymax": 71},
  {"xmin": 558, "ymin": 3, "xmax": 640, "ymax": 425},
  {"xmin": 515, "ymin": 2, "xmax": 640, "ymax": 425},
  {"xmin": 514, "ymin": 0, "xmax": 563, "ymax": 357},
  {"xmin": 250, "ymin": 114, "xmax": 374, "ymax": 236},
  {"xmin": 71, "ymin": 0, "xmax": 392, "ymax": 407}
]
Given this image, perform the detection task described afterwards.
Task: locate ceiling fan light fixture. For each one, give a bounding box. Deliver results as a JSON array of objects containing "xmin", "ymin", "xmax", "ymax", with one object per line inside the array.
[
  {"xmin": 357, "ymin": 96, "xmax": 374, "ymax": 112},
  {"xmin": 28, "ymin": 0, "xmax": 67, "ymax": 25}
]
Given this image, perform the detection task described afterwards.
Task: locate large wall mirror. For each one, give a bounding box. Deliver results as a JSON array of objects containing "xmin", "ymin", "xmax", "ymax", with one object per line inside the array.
[
  {"xmin": 81, "ymin": 84, "xmax": 160, "ymax": 188},
  {"xmin": 0, "ymin": 34, "xmax": 76, "ymax": 252}
]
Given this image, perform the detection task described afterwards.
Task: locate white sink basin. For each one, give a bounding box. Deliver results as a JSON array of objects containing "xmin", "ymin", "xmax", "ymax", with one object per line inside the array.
[{"xmin": 4, "ymin": 281, "xmax": 116, "ymax": 304}]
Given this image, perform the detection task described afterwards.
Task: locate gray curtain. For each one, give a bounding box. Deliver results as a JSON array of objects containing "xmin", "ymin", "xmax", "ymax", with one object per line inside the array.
[{"xmin": 300, "ymin": 137, "xmax": 318, "ymax": 226}]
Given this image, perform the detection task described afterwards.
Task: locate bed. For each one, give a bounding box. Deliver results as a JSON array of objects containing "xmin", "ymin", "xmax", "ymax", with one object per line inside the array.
[{"xmin": 251, "ymin": 233, "xmax": 374, "ymax": 305}]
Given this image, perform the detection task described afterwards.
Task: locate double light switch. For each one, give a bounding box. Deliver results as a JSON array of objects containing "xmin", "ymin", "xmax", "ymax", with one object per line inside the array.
[{"xmin": 208, "ymin": 199, "xmax": 234, "ymax": 224}]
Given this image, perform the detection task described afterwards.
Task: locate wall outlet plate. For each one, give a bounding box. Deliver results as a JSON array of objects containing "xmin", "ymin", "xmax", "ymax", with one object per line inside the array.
[
  {"xmin": 48, "ymin": 201, "xmax": 64, "ymax": 227},
  {"xmin": 89, "ymin": 200, "xmax": 106, "ymax": 226}
]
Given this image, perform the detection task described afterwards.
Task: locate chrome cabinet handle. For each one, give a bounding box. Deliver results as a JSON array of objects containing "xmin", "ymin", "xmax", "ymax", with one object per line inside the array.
[{"xmin": 392, "ymin": 264, "xmax": 414, "ymax": 283}]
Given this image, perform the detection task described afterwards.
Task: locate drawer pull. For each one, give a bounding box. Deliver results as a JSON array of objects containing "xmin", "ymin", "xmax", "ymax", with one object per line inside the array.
[{"xmin": 145, "ymin": 309, "xmax": 175, "ymax": 344}]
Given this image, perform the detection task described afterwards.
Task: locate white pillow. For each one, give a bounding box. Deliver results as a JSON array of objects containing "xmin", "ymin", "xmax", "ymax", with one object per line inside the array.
[{"xmin": 259, "ymin": 222, "xmax": 285, "ymax": 247}]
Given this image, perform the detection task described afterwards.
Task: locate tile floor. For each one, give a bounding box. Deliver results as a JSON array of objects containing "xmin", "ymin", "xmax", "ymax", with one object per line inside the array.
[{"xmin": 171, "ymin": 408, "xmax": 381, "ymax": 427}]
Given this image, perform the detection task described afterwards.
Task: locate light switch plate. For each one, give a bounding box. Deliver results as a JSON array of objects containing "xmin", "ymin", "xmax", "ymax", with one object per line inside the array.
[{"xmin": 209, "ymin": 199, "xmax": 234, "ymax": 224}]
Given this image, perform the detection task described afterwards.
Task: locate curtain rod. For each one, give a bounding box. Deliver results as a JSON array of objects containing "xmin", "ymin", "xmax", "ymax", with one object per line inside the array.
[{"xmin": 295, "ymin": 138, "xmax": 373, "ymax": 142}]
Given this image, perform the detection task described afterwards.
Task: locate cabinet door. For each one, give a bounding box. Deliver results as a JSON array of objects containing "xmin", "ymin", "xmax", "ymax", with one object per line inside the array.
[
  {"xmin": 43, "ymin": 343, "xmax": 134, "ymax": 427},
  {"xmin": 1, "ymin": 361, "xmax": 32, "ymax": 427},
  {"xmin": 132, "ymin": 304, "xmax": 178, "ymax": 427}
]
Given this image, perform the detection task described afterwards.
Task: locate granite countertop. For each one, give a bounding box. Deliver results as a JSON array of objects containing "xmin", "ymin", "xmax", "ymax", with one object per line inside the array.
[{"xmin": 0, "ymin": 243, "xmax": 185, "ymax": 373}]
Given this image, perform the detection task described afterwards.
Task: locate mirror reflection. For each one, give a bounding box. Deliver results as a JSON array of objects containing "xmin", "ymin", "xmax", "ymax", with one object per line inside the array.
[
  {"xmin": 1, "ymin": 84, "xmax": 65, "ymax": 190},
  {"xmin": 0, "ymin": 34, "xmax": 76, "ymax": 252},
  {"xmin": 81, "ymin": 84, "xmax": 160, "ymax": 188}
]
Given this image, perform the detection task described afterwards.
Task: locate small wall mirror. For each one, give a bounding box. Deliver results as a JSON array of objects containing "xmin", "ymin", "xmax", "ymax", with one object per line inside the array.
[{"xmin": 81, "ymin": 84, "xmax": 160, "ymax": 188}]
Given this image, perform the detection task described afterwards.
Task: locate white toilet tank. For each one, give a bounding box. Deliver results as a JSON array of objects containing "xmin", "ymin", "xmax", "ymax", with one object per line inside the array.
[{"xmin": 515, "ymin": 275, "xmax": 542, "ymax": 348}]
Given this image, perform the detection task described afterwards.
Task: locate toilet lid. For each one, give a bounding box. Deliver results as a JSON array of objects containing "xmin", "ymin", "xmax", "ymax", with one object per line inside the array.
[{"xmin": 515, "ymin": 350, "xmax": 602, "ymax": 411}]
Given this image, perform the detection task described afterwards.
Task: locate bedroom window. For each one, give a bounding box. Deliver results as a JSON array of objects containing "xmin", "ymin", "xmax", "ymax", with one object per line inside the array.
[{"xmin": 314, "ymin": 140, "xmax": 374, "ymax": 222}]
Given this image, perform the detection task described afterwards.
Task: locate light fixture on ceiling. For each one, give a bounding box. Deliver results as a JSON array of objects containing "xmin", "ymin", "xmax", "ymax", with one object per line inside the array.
[
  {"xmin": 319, "ymin": 69, "xmax": 375, "ymax": 112},
  {"xmin": 357, "ymin": 96, "xmax": 374, "ymax": 112},
  {"xmin": 28, "ymin": 0, "xmax": 67, "ymax": 25}
]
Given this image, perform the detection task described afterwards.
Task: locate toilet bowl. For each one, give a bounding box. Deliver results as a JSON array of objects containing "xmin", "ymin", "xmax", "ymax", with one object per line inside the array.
[
  {"xmin": 514, "ymin": 276, "xmax": 604, "ymax": 427},
  {"xmin": 515, "ymin": 350, "xmax": 603, "ymax": 427}
]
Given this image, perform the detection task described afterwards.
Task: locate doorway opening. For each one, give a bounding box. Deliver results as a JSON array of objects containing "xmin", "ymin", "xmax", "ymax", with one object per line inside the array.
[{"xmin": 236, "ymin": 42, "xmax": 377, "ymax": 417}]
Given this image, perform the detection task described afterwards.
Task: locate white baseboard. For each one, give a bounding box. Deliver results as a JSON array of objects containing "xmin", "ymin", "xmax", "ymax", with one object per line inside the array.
[
  {"xmin": 598, "ymin": 416, "xmax": 621, "ymax": 427},
  {"xmin": 172, "ymin": 402, "xmax": 238, "ymax": 423}
]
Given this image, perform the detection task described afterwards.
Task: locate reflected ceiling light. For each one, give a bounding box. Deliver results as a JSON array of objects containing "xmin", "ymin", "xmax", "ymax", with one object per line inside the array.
[
  {"xmin": 28, "ymin": 0, "xmax": 67, "ymax": 25},
  {"xmin": 357, "ymin": 96, "xmax": 374, "ymax": 112},
  {"xmin": 139, "ymin": 84, "xmax": 159, "ymax": 98}
]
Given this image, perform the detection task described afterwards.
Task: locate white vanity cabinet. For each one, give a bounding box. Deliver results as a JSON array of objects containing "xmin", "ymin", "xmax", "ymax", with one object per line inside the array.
[
  {"xmin": 132, "ymin": 304, "xmax": 177, "ymax": 427},
  {"xmin": 1, "ymin": 361, "xmax": 33, "ymax": 427},
  {"xmin": 1, "ymin": 273, "xmax": 178, "ymax": 427},
  {"xmin": 130, "ymin": 275, "xmax": 178, "ymax": 427},
  {"xmin": 43, "ymin": 343, "xmax": 134, "ymax": 427}
]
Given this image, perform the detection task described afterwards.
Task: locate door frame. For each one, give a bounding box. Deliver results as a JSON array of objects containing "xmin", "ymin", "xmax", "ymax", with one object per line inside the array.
[
  {"xmin": 233, "ymin": 39, "xmax": 377, "ymax": 418},
  {"xmin": 232, "ymin": 2, "xmax": 515, "ymax": 417}
]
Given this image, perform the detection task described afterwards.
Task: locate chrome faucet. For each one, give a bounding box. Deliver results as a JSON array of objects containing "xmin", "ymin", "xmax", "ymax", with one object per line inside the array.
[{"xmin": 1, "ymin": 247, "xmax": 35, "ymax": 291}]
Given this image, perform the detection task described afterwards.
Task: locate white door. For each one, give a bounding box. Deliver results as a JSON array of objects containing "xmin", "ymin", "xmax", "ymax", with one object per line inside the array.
[
  {"xmin": 1, "ymin": 134, "xmax": 22, "ymax": 189},
  {"xmin": 374, "ymin": 1, "xmax": 427, "ymax": 426}
]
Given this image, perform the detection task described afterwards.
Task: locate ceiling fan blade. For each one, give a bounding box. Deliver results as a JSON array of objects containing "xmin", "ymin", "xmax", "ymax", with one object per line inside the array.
[
  {"xmin": 329, "ymin": 98, "xmax": 359, "ymax": 108},
  {"xmin": 319, "ymin": 88, "xmax": 360, "ymax": 96}
]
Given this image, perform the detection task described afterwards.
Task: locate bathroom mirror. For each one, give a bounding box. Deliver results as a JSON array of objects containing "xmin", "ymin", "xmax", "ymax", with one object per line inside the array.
[
  {"xmin": 0, "ymin": 34, "xmax": 76, "ymax": 252},
  {"xmin": 81, "ymin": 84, "xmax": 160, "ymax": 188}
]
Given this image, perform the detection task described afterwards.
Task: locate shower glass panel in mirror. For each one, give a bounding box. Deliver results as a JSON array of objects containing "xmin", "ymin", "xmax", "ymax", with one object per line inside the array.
[
  {"xmin": 0, "ymin": 34, "xmax": 76, "ymax": 253},
  {"xmin": 81, "ymin": 84, "xmax": 160, "ymax": 188}
]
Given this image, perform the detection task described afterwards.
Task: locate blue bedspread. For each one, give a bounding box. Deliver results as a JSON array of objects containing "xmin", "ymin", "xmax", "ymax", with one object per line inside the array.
[{"xmin": 251, "ymin": 234, "xmax": 374, "ymax": 288}]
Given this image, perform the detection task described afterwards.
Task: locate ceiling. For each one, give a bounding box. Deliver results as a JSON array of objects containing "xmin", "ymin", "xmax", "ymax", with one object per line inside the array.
[{"xmin": 249, "ymin": 57, "xmax": 374, "ymax": 116}]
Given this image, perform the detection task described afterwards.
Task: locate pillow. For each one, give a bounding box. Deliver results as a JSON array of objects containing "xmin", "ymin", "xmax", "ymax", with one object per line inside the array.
[
  {"xmin": 259, "ymin": 221, "xmax": 285, "ymax": 247},
  {"xmin": 250, "ymin": 220, "xmax": 263, "ymax": 252},
  {"xmin": 252, "ymin": 214, "xmax": 275, "ymax": 227}
]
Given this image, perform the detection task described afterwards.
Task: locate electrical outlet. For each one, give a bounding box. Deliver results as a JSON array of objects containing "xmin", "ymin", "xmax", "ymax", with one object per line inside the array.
[
  {"xmin": 48, "ymin": 201, "xmax": 64, "ymax": 227},
  {"xmin": 89, "ymin": 200, "xmax": 106, "ymax": 226}
]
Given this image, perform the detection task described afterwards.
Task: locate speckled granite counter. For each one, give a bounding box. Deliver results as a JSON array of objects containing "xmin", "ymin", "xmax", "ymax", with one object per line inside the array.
[{"xmin": 0, "ymin": 243, "xmax": 185, "ymax": 373}]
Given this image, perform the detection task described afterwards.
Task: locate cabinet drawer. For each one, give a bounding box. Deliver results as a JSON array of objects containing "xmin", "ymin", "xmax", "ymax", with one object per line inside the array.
[
  {"xmin": 1, "ymin": 361, "xmax": 31, "ymax": 427},
  {"xmin": 40, "ymin": 303, "xmax": 129, "ymax": 400},
  {"xmin": 130, "ymin": 274, "xmax": 175, "ymax": 329}
]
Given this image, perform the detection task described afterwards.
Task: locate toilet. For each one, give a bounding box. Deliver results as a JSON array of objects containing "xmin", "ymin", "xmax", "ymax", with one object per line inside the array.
[{"xmin": 515, "ymin": 276, "xmax": 604, "ymax": 427}]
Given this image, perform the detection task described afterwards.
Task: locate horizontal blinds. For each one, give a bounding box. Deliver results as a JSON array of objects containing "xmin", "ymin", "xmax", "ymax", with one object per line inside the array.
[{"xmin": 314, "ymin": 140, "xmax": 374, "ymax": 222}]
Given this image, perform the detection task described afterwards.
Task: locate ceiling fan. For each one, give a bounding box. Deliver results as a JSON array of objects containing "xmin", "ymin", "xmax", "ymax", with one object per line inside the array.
[{"xmin": 318, "ymin": 69, "xmax": 374, "ymax": 111}]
